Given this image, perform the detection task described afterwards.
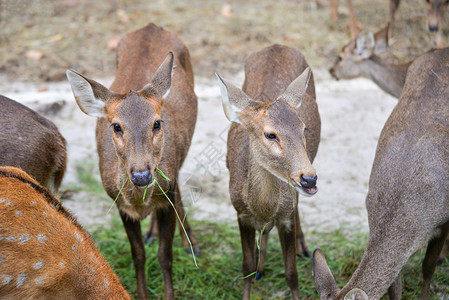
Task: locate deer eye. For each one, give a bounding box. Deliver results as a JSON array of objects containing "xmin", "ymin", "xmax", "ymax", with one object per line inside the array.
[
  {"xmin": 264, "ymin": 133, "xmax": 277, "ymax": 140},
  {"xmin": 153, "ymin": 120, "xmax": 161, "ymax": 131},
  {"xmin": 111, "ymin": 123, "xmax": 122, "ymax": 133}
]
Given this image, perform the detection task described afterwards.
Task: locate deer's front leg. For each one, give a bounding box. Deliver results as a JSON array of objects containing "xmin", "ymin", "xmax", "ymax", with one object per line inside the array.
[
  {"xmin": 238, "ymin": 218, "xmax": 256, "ymax": 300},
  {"xmin": 278, "ymin": 218, "xmax": 299, "ymax": 300},
  {"xmin": 120, "ymin": 211, "xmax": 148, "ymax": 300},
  {"xmin": 157, "ymin": 204, "xmax": 177, "ymax": 300}
]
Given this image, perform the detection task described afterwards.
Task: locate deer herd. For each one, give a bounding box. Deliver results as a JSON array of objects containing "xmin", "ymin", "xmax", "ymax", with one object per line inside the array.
[{"xmin": 0, "ymin": 1, "xmax": 448, "ymax": 299}]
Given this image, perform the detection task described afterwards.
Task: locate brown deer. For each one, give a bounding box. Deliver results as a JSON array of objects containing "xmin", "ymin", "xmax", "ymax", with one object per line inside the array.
[
  {"xmin": 0, "ymin": 95, "xmax": 66, "ymax": 194},
  {"xmin": 329, "ymin": 25, "xmax": 413, "ymax": 99},
  {"xmin": 0, "ymin": 166, "xmax": 130, "ymax": 299},
  {"xmin": 66, "ymin": 23, "xmax": 198, "ymax": 299},
  {"xmin": 216, "ymin": 44, "xmax": 320, "ymax": 299},
  {"xmin": 313, "ymin": 47, "xmax": 449, "ymax": 300}
]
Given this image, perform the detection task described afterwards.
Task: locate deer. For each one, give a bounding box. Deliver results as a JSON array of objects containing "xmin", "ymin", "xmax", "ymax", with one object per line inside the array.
[
  {"xmin": 313, "ymin": 47, "xmax": 449, "ymax": 300},
  {"xmin": 329, "ymin": 24, "xmax": 412, "ymax": 99},
  {"xmin": 0, "ymin": 95, "xmax": 67, "ymax": 194},
  {"xmin": 216, "ymin": 44, "xmax": 321, "ymax": 299},
  {"xmin": 66, "ymin": 23, "xmax": 198, "ymax": 299},
  {"xmin": 0, "ymin": 166, "xmax": 131, "ymax": 299}
]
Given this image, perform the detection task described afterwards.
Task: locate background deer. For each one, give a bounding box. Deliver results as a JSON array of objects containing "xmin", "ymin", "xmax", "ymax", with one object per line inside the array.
[
  {"xmin": 329, "ymin": 25, "xmax": 412, "ymax": 99},
  {"xmin": 0, "ymin": 95, "xmax": 66, "ymax": 194},
  {"xmin": 0, "ymin": 166, "xmax": 130, "ymax": 299},
  {"xmin": 66, "ymin": 23, "xmax": 198, "ymax": 299},
  {"xmin": 313, "ymin": 47, "xmax": 449, "ymax": 300},
  {"xmin": 217, "ymin": 44, "xmax": 320, "ymax": 299}
]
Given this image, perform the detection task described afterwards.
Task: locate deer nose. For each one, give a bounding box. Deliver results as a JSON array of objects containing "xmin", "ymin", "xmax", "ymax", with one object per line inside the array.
[
  {"xmin": 429, "ymin": 24, "xmax": 439, "ymax": 32},
  {"xmin": 300, "ymin": 175, "xmax": 317, "ymax": 188},
  {"xmin": 131, "ymin": 170, "xmax": 153, "ymax": 186},
  {"xmin": 329, "ymin": 68, "xmax": 338, "ymax": 80}
]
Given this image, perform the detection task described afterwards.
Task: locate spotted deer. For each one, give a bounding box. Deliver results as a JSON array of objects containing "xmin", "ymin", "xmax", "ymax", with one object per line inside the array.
[
  {"xmin": 313, "ymin": 47, "xmax": 449, "ymax": 300},
  {"xmin": 329, "ymin": 25, "xmax": 412, "ymax": 99},
  {"xmin": 0, "ymin": 166, "xmax": 130, "ymax": 299},
  {"xmin": 217, "ymin": 44, "xmax": 320, "ymax": 299},
  {"xmin": 0, "ymin": 95, "xmax": 66, "ymax": 194},
  {"xmin": 66, "ymin": 23, "xmax": 197, "ymax": 299}
]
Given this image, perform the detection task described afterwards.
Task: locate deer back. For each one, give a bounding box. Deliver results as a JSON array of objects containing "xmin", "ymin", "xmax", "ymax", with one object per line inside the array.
[
  {"xmin": 0, "ymin": 95, "xmax": 66, "ymax": 193},
  {"xmin": 0, "ymin": 166, "xmax": 130, "ymax": 299}
]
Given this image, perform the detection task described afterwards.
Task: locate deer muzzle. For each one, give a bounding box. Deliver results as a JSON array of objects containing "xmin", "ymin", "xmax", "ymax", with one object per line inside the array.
[{"xmin": 131, "ymin": 170, "xmax": 153, "ymax": 186}]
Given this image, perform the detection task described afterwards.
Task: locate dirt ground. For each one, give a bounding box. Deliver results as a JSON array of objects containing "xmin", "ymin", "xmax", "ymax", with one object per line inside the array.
[{"xmin": 0, "ymin": 0, "xmax": 447, "ymax": 234}]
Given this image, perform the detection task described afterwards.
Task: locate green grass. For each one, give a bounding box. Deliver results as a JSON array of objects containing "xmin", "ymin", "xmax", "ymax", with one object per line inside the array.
[{"xmin": 92, "ymin": 219, "xmax": 449, "ymax": 300}]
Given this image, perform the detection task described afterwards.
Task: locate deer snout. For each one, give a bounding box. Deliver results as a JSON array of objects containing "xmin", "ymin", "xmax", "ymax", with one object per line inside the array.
[
  {"xmin": 131, "ymin": 169, "xmax": 153, "ymax": 186},
  {"xmin": 428, "ymin": 24, "xmax": 439, "ymax": 32},
  {"xmin": 300, "ymin": 175, "xmax": 317, "ymax": 189}
]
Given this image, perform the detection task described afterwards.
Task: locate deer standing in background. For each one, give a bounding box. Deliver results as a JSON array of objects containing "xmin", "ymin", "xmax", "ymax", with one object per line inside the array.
[
  {"xmin": 0, "ymin": 166, "xmax": 130, "ymax": 299},
  {"xmin": 217, "ymin": 44, "xmax": 320, "ymax": 300},
  {"xmin": 313, "ymin": 47, "xmax": 449, "ymax": 300},
  {"xmin": 66, "ymin": 23, "xmax": 198, "ymax": 299},
  {"xmin": 0, "ymin": 95, "xmax": 66, "ymax": 194}
]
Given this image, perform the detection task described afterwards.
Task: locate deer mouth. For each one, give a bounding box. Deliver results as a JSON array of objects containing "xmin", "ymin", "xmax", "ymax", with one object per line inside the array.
[{"xmin": 301, "ymin": 185, "xmax": 318, "ymax": 196}]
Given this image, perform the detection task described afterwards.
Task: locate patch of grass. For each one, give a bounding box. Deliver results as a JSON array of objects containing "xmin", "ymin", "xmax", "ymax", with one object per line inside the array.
[{"xmin": 92, "ymin": 220, "xmax": 449, "ymax": 299}]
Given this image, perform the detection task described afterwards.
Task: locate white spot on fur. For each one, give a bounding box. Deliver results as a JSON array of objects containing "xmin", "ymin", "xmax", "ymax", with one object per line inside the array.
[
  {"xmin": 17, "ymin": 273, "xmax": 26, "ymax": 287},
  {"xmin": 5, "ymin": 235, "xmax": 17, "ymax": 242},
  {"xmin": 59, "ymin": 262, "xmax": 65, "ymax": 268},
  {"xmin": 72, "ymin": 244, "xmax": 77, "ymax": 251},
  {"xmin": 5, "ymin": 201, "xmax": 12, "ymax": 206},
  {"xmin": 0, "ymin": 198, "xmax": 5, "ymax": 203},
  {"xmin": 15, "ymin": 210, "xmax": 23, "ymax": 216},
  {"xmin": 0, "ymin": 235, "xmax": 3, "ymax": 241},
  {"xmin": 37, "ymin": 234, "xmax": 47, "ymax": 243},
  {"xmin": 103, "ymin": 278, "xmax": 110, "ymax": 291},
  {"xmin": 2, "ymin": 276, "xmax": 12, "ymax": 285},
  {"xmin": 33, "ymin": 261, "xmax": 45, "ymax": 270},
  {"xmin": 19, "ymin": 234, "xmax": 30, "ymax": 244},
  {"xmin": 43, "ymin": 212, "xmax": 48, "ymax": 218},
  {"xmin": 35, "ymin": 277, "xmax": 44, "ymax": 285},
  {"xmin": 30, "ymin": 201, "xmax": 36, "ymax": 206},
  {"xmin": 74, "ymin": 231, "xmax": 83, "ymax": 243}
]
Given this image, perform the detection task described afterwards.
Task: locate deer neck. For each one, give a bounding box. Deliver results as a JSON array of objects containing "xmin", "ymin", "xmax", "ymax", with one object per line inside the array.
[
  {"xmin": 363, "ymin": 56, "xmax": 411, "ymax": 98},
  {"xmin": 246, "ymin": 146, "xmax": 282, "ymax": 225}
]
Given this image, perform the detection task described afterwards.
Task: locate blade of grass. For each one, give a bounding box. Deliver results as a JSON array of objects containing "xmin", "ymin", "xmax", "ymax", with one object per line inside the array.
[
  {"xmin": 153, "ymin": 174, "xmax": 198, "ymax": 268},
  {"xmin": 242, "ymin": 222, "xmax": 269, "ymax": 279},
  {"xmin": 107, "ymin": 176, "xmax": 129, "ymax": 214}
]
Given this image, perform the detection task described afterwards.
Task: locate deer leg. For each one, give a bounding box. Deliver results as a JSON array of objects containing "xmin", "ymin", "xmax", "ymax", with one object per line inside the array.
[
  {"xmin": 387, "ymin": 272, "xmax": 402, "ymax": 300},
  {"xmin": 119, "ymin": 211, "xmax": 148, "ymax": 300},
  {"xmin": 238, "ymin": 218, "xmax": 256, "ymax": 300},
  {"xmin": 437, "ymin": 234, "xmax": 449, "ymax": 264},
  {"xmin": 143, "ymin": 214, "xmax": 158, "ymax": 245},
  {"xmin": 330, "ymin": 0, "xmax": 338, "ymax": 21},
  {"xmin": 174, "ymin": 183, "xmax": 200, "ymax": 256},
  {"xmin": 156, "ymin": 205, "xmax": 177, "ymax": 300},
  {"xmin": 346, "ymin": 0, "xmax": 363, "ymax": 38},
  {"xmin": 278, "ymin": 220, "xmax": 299, "ymax": 300},
  {"xmin": 255, "ymin": 231, "xmax": 269, "ymax": 280},
  {"xmin": 420, "ymin": 223, "xmax": 449, "ymax": 300},
  {"xmin": 295, "ymin": 208, "xmax": 311, "ymax": 257}
]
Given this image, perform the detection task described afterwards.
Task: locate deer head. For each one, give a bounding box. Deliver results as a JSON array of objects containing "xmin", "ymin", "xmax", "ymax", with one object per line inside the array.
[
  {"xmin": 216, "ymin": 67, "xmax": 318, "ymax": 197},
  {"xmin": 425, "ymin": 0, "xmax": 449, "ymax": 32},
  {"xmin": 329, "ymin": 25, "xmax": 389, "ymax": 80},
  {"xmin": 67, "ymin": 52, "xmax": 174, "ymax": 187}
]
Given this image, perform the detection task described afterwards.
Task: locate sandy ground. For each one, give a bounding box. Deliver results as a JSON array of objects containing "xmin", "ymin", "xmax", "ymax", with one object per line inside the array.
[{"xmin": 0, "ymin": 69, "xmax": 397, "ymax": 235}]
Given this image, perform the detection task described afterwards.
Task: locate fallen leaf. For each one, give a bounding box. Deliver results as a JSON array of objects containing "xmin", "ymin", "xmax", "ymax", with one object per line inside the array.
[
  {"xmin": 26, "ymin": 50, "xmax": 44, "ymax": 60},
  {"xmin": 221, "ymin": 4, "xmax": 233, "ymax": 18},
  {"xmin": 37, "ymin": 87, "xmax": 48, "ymax": 92},
  {"xmin": 107, "ymin": 36, "xmax": 121, "ymax": 51}
]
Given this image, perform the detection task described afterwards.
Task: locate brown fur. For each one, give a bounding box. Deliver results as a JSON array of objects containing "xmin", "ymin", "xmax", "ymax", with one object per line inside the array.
[
  {"xmin": 313, "ymin": 47, "xmax": 449, "ymax": 300},
  {"xmin": 0, "ymin": 95, "xmax": 66, "ymax": 194},
  {"xmin": 67, "ymin": 23, "xmax": 198, "ymax": 299},
  {"xmin": 224, "ymin": 44, "xmax": 321, "ymax": 299},
  {"xmin": 0, "ymin": 166, "xmax": 130, "ymax": 299}
]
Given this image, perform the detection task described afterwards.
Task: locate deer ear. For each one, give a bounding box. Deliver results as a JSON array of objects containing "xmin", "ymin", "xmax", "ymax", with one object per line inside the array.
[
  {"xmin": 344, "ymin": 288, "xmax": 368, "ymax": 300},
  {"xmin": 313, "ymin": 249, "xmax": 340, "ymax": 300},
  {"xmin": 355, "ymin": 30, "xmax": 375, "ymax": 59},
  {"xmin": 277, "ymin": 67, "xmax": 311, "ymax": 109},
  {"xmin": 373, "ymin": 24, "xmax": 389, "ymax": 54},
  {"xmin": 140, "ymin": 51, "xmax": 174, "ymax": 100},
  {"xmin": 216, "ymin": 73, "xmax": 256, "ymax": 123},
  {"xmin": 66, "ymin": 69, "xmax": 115, "ymax": 118}
]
